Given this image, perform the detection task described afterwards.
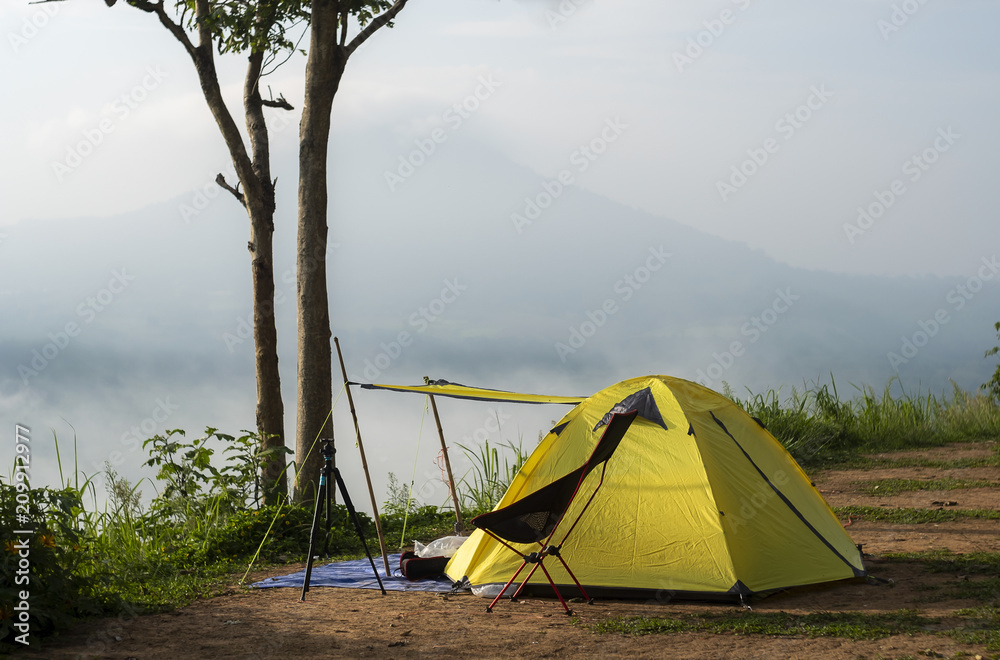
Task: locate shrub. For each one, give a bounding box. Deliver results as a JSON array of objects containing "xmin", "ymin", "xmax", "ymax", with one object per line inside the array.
[
  {"xmin": 985, "ymin": 321, "xmax": 1000, "ymax": 402},
  {"xmin": 173, "ymin": 502, "xmax": 373, "ymax": 567},
  {"xmin": 0, "ymin": 480, "xmax": 103, "ymax": 649}
]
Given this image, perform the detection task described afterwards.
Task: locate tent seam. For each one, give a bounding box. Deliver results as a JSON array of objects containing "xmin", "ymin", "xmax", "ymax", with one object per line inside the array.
[{"xmin": 709, "ymin": 411, "xmax": 866, "ymax": 578}]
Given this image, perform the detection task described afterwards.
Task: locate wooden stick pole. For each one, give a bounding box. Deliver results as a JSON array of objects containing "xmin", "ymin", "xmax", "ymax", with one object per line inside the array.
[
  {"xmin": 334, "ymin": 337, "xmax": 391, "ymax": 576},
  {"xmin": 427, "ymin": 391, "xmax": 465, "ymax": 532}
]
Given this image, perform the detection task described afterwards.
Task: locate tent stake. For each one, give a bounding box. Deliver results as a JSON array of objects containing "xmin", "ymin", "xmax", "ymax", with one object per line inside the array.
[
  {"xmin": 334, "ymin": 337, "xmax": 392, "ymax": 577},
  {"xmin": 426, "ymin": 388, "xmax": 465, "ymax": 533}
]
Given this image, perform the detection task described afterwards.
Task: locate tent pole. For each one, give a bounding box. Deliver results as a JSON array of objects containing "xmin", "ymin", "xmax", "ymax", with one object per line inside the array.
[
  {"xmin": 334, "ymin": 337, "xmax": 392, "ymax": 576},
  {"xmin": 427, "ymin": 391, "xmax": 465, "ymax": 532}
]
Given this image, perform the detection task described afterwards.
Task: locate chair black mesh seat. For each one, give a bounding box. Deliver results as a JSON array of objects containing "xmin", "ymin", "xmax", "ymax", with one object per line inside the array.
[
  {"xmin": 469, "ymin": 410, "xmax": 638, "ymax": 613},
  {"xmin": 471, "ymin": 465, "xmax": 590, "ymax": 544}
]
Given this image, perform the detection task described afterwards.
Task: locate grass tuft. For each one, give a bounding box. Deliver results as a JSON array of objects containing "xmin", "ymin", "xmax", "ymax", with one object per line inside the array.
[
  {"xmin": 591, "ymin": 609, "xmax": 933, "ymax": 640},
  {"xmin": 855, "ymin": 477, "xmax": 1000, "ymax": 496},
  {"xmin": 729, "ymin": 377, "xmax": 1000, "ymax": 468},
  {"xmin": 455, "ymin": 435, "xmax": 529, "ymax": 517},
  {"xmin": 834, "ymin": 505, "xmax": 1000, "ymax": 523}
]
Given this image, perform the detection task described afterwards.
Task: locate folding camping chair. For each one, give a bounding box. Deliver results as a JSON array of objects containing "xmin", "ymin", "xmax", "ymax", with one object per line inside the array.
[{"xmin": 470, "ymin": 409, "xmax": 638, "ymax": 614}]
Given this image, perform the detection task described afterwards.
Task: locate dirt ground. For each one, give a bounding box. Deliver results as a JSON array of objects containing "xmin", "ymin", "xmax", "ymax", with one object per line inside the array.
[{"xmin": 13, "ymin": 442, "xmax": 1000, "ymax": 660}]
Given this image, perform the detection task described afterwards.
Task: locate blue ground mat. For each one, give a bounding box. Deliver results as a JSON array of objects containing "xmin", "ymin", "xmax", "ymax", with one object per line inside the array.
[{"xmin": 252, "ymin": 553, "xmax": 457, "ymax": 593}]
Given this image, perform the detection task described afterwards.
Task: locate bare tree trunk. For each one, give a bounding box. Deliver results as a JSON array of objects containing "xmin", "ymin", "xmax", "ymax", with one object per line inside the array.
[
  {"xmin": 294, "ymin": 0, "xmax": 345, "ymax": 503},
  {"xmin": 249, "ymin": 213, "xmax": 286, "ymax": 501},
  {"xmin": 292, "ymin": 0, "xmax": 409, "ymax": 503},
  {"xmin": 245, "ymin": 49, "xmax": 287, "ymax": 503}
]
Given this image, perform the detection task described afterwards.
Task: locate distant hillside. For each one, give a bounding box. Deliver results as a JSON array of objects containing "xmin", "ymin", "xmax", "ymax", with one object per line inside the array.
[
  {"xmin": 3, "ymin": 130, "xmax": 997, "ymax": 408},
  {"xmin": 4, "ymin": 127, "xmax": 996, "ymax": 501}
]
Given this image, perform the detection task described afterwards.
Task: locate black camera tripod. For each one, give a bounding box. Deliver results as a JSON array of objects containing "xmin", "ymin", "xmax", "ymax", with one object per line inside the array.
[{"xmin": 300, "ymin": 439, "xmax": 385, "ymax": 600}]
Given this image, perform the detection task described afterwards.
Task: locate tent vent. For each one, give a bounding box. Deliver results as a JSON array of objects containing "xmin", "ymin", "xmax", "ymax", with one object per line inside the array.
[{"xmin": 594, "ymin": 387, "xmax": 667, "ymax": 431}]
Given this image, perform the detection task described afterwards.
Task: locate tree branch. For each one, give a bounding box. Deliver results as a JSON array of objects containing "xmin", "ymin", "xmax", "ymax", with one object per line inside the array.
[
  {"xmin": 216, "ymin": 173, "xmax": 245, "ymax": 206},
  {"xmin": 346, "ymin": 0, "xmax": 408, "ymax": 58},
  {"xmin": 121, "ymin": 0, "xmax": 260, "ymax": 209},
  {"xmin": 244, "ymin": 44, "xmax": 276, "ymax": 215},
  {"xmin": 261, "ymin": 94, "xmax": 294, "ymax": 111},
  {"xmin": 124, "ymin": 0, "xmax": 197, "ymax": 58}
]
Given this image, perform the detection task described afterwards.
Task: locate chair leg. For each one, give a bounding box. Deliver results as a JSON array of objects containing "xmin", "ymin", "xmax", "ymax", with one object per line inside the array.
[
  {"xmin": 495, "ymin": 552, "xmax": 586, "ymax": 615},
  {"xmin": 513, "ymin": 554, "xmax": 576, "ymax": 615},
  {"xmin": 508, "ymin": 558, "xmax": 545, "ymax": 603},
  {"xmin": 486, "ymin": 560, "xmax": 529, "ymax": 613},
  {"xmin": 535, "ymin": 560, "xmax": 573, "ymax": 615},
  {"xmin": 491, "ymin": 556, "xmax": 575, "ymax": 615},
  {"xmin": 553, "ymin": 553, "xmax": 593, "ymax": 604}
]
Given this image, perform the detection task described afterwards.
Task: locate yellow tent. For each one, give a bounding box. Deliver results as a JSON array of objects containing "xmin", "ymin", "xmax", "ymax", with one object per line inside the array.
[{"xmin": 445, "ymin": 375, "xmax": 866, "ymax": 601}]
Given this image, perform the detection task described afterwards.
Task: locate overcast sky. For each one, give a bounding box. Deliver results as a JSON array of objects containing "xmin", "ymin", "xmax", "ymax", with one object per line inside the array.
[
  {"xmin": 2, "ymin": 0, "xmax": 998, "ymax": 508},
  {"xmin": 4, "ymin": 0, "xmax": 998, "ymax": 275}
]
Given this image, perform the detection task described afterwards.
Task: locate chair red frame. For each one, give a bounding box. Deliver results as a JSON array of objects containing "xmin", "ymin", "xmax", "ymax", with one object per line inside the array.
[{"xmin": 470, "ymin": 410, "xmax": 638, "ymax": 614}]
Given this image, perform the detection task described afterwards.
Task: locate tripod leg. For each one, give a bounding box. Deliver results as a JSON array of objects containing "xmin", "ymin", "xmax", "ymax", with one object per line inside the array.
[
  {"xmin": 321, "ymin": 465, "xmax": 334, "ymax": 557},
  {"xmin": 299, "ymin": 477, "xmax": 327, "ymax": 601},
  {"xmin": 333, "ymin": 467, "xmax": 386, "ymax": 595}
]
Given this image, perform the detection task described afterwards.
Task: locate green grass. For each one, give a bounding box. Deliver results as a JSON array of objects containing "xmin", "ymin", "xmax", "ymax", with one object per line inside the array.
[
  {"xmin": 867, "ymin": 552, "xmax": 1000, "ymax": 650},
  {"xmin": 590, "ymin": 609, "xmax": 934, "ymax": 640},
  {"xmin": 880, "ymin": 550, "xmax": 1000, "ymax": 577},
  {"xmin": 952, "ymin": 606, "xmax": 1000, "ymax": 651},
  {"xmin": 834, "ymin": 505, "xmax": 1000, "ymax": 523},
  {"xmin": 592, "ymin": 554, "xmax": 1000, "ymax": 651},
  {"xmin": 833, "ymin": 451, "xmax": 1000, "ymax": 470},
  {"xmin": 379, "ymin": 505, "xmax": 460, "ymax": 550},
  {"xmin": 455, "ymin": 436, "xmax": 529, "ymax": 518},
  {"xmin": 883, "ymin": 552, "xmax": 1000, "ymax": 651},
  {"xmin": 856, "ymin": 477, "xmax": 1000, "ymax": 496},
  {"xmin": 729, "ymin": 378, "xmax": 1000, "ymax": 469}
]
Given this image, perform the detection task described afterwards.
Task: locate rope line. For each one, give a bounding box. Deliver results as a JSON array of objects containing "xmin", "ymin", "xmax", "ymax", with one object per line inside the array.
[{"xmin": 399, "ymin": 395, "xmax": 429, "ymax": 548}]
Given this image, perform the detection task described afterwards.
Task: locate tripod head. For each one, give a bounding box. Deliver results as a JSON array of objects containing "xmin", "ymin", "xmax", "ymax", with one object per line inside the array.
[{"xmin": 321, "ymin": 438, "xmax": 335, "ymax": 460}]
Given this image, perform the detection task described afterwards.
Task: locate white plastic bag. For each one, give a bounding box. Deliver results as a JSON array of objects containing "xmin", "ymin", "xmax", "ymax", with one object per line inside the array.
[
  {"xmin": 413, "ymin": 535, "xmax": 467, "ymax": 558},
  {"xmin": 471, "ymin": 583, "xmax": 518, "ymax": 599}
]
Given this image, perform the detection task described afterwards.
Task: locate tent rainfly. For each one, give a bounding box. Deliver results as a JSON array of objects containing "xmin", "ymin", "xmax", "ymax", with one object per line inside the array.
[{"xmin": 445, "ymin": 375, "xmax": 867, "ymax": 601}]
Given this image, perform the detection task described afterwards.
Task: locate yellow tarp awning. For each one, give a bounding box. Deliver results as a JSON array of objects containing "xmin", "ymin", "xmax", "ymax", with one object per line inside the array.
[{"xmin": 352, "ymin": 379, "xmax": 586, "ymax": 406}]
